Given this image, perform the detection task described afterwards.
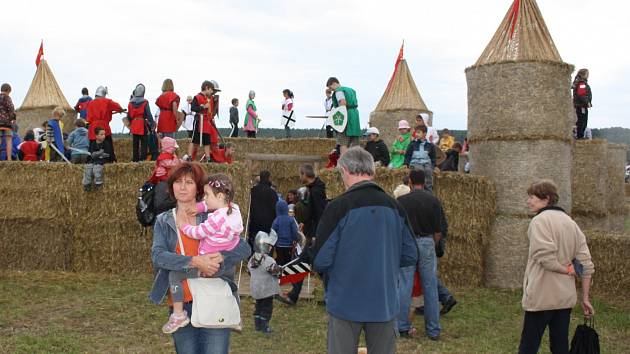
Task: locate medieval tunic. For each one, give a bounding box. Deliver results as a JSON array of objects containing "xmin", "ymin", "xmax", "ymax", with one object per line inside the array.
[
  {"xmin": 243, "ymin": 99, "xmax": 258, "ymax": 132},
  {"xmin": 155, "ymin": 91, "xmax": 180, "ymax": 134},
  {"xmin": 331, "ymin": 86, "xmax": 361, "ymax": 137}
]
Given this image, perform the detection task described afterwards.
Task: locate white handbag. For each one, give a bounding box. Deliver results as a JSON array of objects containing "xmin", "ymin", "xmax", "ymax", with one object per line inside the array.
[{"xmin": 173, "ymin": 210, "xmax": 241, "ymax": 329}]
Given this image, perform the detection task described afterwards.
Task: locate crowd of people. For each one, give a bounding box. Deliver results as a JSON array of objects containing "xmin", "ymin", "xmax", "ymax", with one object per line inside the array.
[{"xmin": 145, "ymin": 147, "xmax": 595, "ymax": 354}]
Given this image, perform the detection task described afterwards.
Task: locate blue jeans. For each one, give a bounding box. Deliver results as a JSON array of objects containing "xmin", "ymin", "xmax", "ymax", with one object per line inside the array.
[
  {"xmin": 171, "ymin": 302, "xmax": 231, "ymax": 354},
  {"xmin": 397, "ymin": 237, "xmax": 440, "ymax": 338},
  {"xmin": 438, "ymin": 277, "xmax": 452, "ymax": 304}
]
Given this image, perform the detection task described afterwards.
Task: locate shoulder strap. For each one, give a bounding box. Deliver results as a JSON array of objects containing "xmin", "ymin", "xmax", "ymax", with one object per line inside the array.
[{"xmin": 172, "ymin": 209, "xmax": 185, "ymax": 256}]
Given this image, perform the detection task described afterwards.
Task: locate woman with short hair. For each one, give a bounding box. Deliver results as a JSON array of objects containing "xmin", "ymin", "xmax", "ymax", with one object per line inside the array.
[
  {"xmin": 518, "ymin": 179, "xmax": 595, "ymax": 354},
  {"xmin": 156, "ymin": 78, "xmax": 181, "ymax": 138},
  {"xmin": 149, "ymin": 162, "xmax": 250, "ymax": 354}
]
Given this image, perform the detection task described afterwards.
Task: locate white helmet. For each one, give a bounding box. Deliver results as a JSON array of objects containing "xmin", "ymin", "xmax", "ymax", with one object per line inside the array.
[
  {"xmin": 254, "ymin": 229, "xmax": 278, "ymax": 254},
  {"xmin": 210, "ymin": 80, "xmax": 221, "ymax": 92},
  {"xmin": 95, "ymin": 86, "xmax": 108, "ymax": 97}
]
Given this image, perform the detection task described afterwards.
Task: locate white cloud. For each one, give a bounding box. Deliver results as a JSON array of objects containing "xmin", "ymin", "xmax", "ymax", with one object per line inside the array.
[{"xmin": 1, "ymin": 0, "xmax": 628, "ymax": 133}]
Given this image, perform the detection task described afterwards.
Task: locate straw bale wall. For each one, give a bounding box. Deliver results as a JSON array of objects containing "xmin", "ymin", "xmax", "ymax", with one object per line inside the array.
[
  {"xmin": 0, "ymin": 163, "xmax": 496, "ymax": 288},
  {"xmin": 571, "ymin": 140, "xmax": 609, "ymax": 230},
  {"xmin": 606, "ymin": 143, "xmax": 628, "ymax": 232},
  {"xmin": 465, "ymin": 61, "xmax": 574, "ymax": 143},
  {"xmin": 369, "ymin": 109, "xmax": 421, "ymax": 147},
  {"xmin": 16, "ymin": 106, "xmax": 77, "ymax": 134},
  {"xmin": 585, "ymin": 231, "xmax": 630, "ymax": 296},
  {"xmin": 483, "ymin": 215, "xmax": 531, "ymax": 289},
  {"xmin": 114, "ymin": 137, "xmax": 336, "ymax": 164},
  {"xmin": 470, "ymin": 140, "xmax": 572, "ymax": 213}
]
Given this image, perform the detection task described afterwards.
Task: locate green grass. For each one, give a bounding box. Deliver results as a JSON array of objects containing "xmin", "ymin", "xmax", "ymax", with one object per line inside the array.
[{"xmin": 1, "ymin": 271, "xmax": 629, "ymax": 354}]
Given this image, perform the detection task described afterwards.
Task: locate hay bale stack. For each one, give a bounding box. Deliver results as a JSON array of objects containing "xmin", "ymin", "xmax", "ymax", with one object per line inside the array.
[
  {"xmin": 466, "ymin": 60, "xmax": 574, "ymax": 289},
  {"xmin": 606, "ymin": 143, "xmax": 628, "ymax": 232},
  {"xmin": 585, "ymin": 231, "xmax": 630, "ymax": 296},
  {"xmin": 434, "ymin": 172, "xmax": 496, "ymax": 287},
  {"xmin": 571, "ymin": 140, "xmax": 609, "ymax": 230},
  {"xmin": 114, "ymin": 137, "xmax": 336, "ymax": 164},
  {"xmin": 318, "ymin": 167, "xmax": 409, "ymax": 200}
]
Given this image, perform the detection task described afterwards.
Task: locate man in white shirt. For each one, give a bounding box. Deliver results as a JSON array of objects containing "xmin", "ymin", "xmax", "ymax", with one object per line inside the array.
[{"xmin": 180, "ymin": 96, "xmax": 194, "ymax": 138}]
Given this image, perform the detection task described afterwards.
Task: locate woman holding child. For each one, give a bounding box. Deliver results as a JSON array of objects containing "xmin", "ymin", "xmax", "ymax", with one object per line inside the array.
[{"xmin": 149, "ymin": 162, "xmax": 250, "ymax": 354}]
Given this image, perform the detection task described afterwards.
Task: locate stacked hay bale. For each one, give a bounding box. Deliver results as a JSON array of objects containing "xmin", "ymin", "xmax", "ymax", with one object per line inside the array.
[
  {"xmin": 571, "ymin": 140, "xmax": 609, "ymax": 230},
  {"xmin": 606, "ymin": 143, "xmax": 628, "ymax": 231},
  {"xmin": 369, "ymin": 57, "xmax": 433, "ymax": 146},
  {"xmin": 17, "ymin": 60, "xmax": 76, "ymax": 133},
  {"xmin": 114, "ymin": 137, "xmax": 335, "ymax": 164},
  {"xmin": 466, "ymin": 0, "xmax": 574, "ymax": 288},
  {"xmin": 585, "ymin": 231, "xmax": 630, "ymax": 296}
]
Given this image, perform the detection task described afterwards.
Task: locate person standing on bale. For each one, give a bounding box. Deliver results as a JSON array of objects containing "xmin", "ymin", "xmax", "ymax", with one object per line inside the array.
[
  {"xmin": 74, "ymin": 87, "xmax": 92, "ymax": 119},
  {"xmin": 308, "ymin": 147, "xmax": 417, "ymax": 354},
  {"xmin": 518, "ymin": 179, "xmax": 594, "ymax": 354},
  {"xmin": 326, "ymin": 77, "xmax": 361, "ymax": 155},
  {"xmin": 188, "ymin": 81, "xmax": 218, "ymax": 162},
  {"xmin": 155, "ymin": 79, "xmax": 180, "ymax": 139},
  {"xmin": 0, "ymin": 83, "xmax": 17, "ymax": 161},
  {"xmin": 282, "ymin": 89, "xmax": 295, "ymax": 138},
  {"xmin": 572, "ymin": 69, "xmax": 592, "ymax": 140},
  {"xmin": 229, "ymin": 98, "xmax": 239, "ymax": 138},
  {"xmin": 86, "ymin": 86, "xmax": 123, "ymax": 162},
  {"xmin": 128, "ymin": 84, "xmax": 154, "ymax": 162},
  {"xmin": 67, "ymin": 119, "xmax": 90, "ymax": 164},
  {"xmin": 45, "ymin": 107, "xmax": 66, "ymax": 162},
  {"xmin": 243, "ymin": 90, "xmax": 259, "ymax": 138}
]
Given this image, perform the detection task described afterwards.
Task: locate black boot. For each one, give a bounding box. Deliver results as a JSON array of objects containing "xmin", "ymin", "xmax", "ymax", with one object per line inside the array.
[
  {"xmin": 254, "ymin": 316, "xmax": 262, "ymax": 331},
  {"xmin": 260, "ymin": 317, "xmax": 272, "ymax": 334}
]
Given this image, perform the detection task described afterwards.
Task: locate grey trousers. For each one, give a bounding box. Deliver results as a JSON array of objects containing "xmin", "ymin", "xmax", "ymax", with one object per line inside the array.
[
  {"xmin": 327, "ymin": 314, "xmax": 396, "ymax": 354},
  {"xmin": 169, "ymin": 268, "xmax": 199, "ymax": 303},
  {"xmin": 83, "ymin": 163, "xmax": 104, "ymax": 186}
]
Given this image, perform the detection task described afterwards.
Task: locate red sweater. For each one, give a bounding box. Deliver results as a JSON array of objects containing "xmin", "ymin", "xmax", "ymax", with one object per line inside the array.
[
  {"xmin": 87, "ymin": 97, "xmax": 123, "ymax": 140},
  {"xmin": 156, "ymin": 92, "xmax": 180, "ymax": 133}
]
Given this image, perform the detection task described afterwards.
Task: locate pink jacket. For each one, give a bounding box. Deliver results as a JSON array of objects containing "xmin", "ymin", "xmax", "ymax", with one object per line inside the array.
[{"xmin": 182, "ymin": 203, "xmax": 243, "ymax": 255}]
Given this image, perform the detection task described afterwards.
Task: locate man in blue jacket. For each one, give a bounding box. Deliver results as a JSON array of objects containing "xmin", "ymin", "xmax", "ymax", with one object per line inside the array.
[{"xmin": 311, "ymin": 147, "xmax": 418, "ymax": 354}]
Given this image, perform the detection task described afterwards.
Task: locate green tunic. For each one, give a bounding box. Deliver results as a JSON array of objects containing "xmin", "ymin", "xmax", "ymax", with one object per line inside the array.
[
  {"xmin": 390, "ymin": 132, "xmax": 412, "ymax": 168},
  {"xmin": 331, "ymin": 86, "xmax": 361, "ymax": 137}
]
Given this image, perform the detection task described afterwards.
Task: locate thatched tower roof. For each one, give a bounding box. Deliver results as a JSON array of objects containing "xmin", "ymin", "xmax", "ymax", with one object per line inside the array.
[
  {"xmin": 18, "ymin": 59, "xmax": 72, "ymax": 111},
  {"xmin": 474, "ymin": 0, "xmax": 562, "ymax": 67},
  {"xmin": 374, "ymin": 59, "xmax": 432, "ymax": 114}
]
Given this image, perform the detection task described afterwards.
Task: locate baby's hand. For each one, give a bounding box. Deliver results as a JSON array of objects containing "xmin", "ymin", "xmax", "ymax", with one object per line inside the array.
[{"xmin": 185, "ymin": 207, "xmax": 197, "ymax": 218}]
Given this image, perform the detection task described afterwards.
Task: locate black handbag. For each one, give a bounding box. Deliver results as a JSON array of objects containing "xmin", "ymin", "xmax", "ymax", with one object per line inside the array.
[{"xmin": 570, "ymin": 317, "xmax": 600, "ymax": 354}]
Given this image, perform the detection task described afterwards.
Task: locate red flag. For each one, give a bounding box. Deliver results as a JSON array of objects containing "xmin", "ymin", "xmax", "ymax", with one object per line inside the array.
[
  {"xmin": 508, "ymin": 0, "xmax": 521, "ymax": 40},
  {"xmin": 35, "ymin": 41, "xmax": 44, "ymax": 67},
  {"xmin": 279, "ymin": 260, "xmax": 311, "ymax": 285},
  {"xmin": 385, "ymin": 41, "xmax": 404, "ymax": 92}
]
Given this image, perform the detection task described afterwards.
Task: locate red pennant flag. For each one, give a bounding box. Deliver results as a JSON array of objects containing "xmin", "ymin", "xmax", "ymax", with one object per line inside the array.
[
  {"xmin": 508, "ymin": 0, "xmax": 521, "ymax": 40},
  {"xmin": 385, "ymin": 41, "xmax": 404, "ymax": 92},
  {"xmin": 35, "ymin": 41, "xmax": 44, "ymax": 67}
]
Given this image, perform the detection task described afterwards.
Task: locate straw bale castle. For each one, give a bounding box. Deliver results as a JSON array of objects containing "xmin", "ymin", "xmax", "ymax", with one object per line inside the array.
[
  {"xmin": 17, "ymin": 60, "xmax": 75, "ymax": 133},
  {"xmin": 369, "ymin": 54, "xmax": 432, "ymax": 146}
]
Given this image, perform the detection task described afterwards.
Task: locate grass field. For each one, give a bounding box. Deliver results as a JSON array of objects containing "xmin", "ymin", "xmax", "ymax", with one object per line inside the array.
[{"xmin": 1, "ymin": 271, "xmax": 629, "ymax": 354}]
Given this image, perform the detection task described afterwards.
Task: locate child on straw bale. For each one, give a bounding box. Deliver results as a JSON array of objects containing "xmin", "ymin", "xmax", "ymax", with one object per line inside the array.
[
  {"xmin": 439, "ymin": 142, "xmax": 462, "ymax": 172},
  {"xmin": 83, "ymin": 127, "xmax": 114, "ymax": 192},
  {"xmin": 404, "ymin": 125, "xmax": 437, "ymax": 191},
  {"xmin": 17, "ymin": 130, "xmax": 42, "ymax": 161},
  {"xmin": 46, "ymin": 107, "xmax": 66, "ymax": 162},
  {"xmin": 165, "ymin": 173, "xmax": 244, "ymax": 334},
  {"xmin": 389, "ymin": 120, "xmax": 412, "ymax": 169},
  {"xmin": 248, "ymin": 229, "xmax": 282, "ymax": 334},
  {"xmin": 67, "ymin": 119, "xmax": 90, "ymax": 164},
  {"xmin": 438, "ymin": 128, "xmax": 454, "ymax": 152},
  {"xmin": 211, "ymin": 142, "xmax": 235, "ymax": 164},
  {"xmin": 149, "ymin": 137, "xmax": 180, "ymax": 185}
]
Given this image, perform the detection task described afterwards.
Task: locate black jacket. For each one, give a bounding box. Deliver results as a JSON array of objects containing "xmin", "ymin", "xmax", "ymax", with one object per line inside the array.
[
  {"xmin": 305, "ymin": 177, "xmax": 327, "ymax": 238},
  {"xmin": 439, "ymin": 149, "xmax": 459, "ymax": 171},
  {"xmin": 247, "ymin": 181, "xmax": 278, "ymax": 238},
  {"xmin": 364, "ymin": 140, "xmax": 390, "ymax": 166},
  {"xmin": 87, "ymin": 139, "xmax": 114, "ymax": 165}
]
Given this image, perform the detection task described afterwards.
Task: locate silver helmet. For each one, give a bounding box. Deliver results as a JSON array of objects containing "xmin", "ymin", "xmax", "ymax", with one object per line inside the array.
[
  {"xmin": 95, "ymin": 86, "xmax": 108, "ymax": 97},
  {"xmin": 297, "ymin": 186, "xmax": 309, "ymax": 202},
  {"xmin": 254, "ymin": 229, "xmax": 277, "ymax": 254},
  {"xmin": 210, "ymin": 80, "xmax": 221, "ymax": 92},
  {"xmin": 248, "ymin": 90, "xmax": 256, "ymax": 99}
]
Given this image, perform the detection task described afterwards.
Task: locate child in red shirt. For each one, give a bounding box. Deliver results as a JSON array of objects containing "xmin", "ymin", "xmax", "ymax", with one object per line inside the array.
[{"xmin": 149, "ymin": 137, "xmax": 180, "ymax": 184}]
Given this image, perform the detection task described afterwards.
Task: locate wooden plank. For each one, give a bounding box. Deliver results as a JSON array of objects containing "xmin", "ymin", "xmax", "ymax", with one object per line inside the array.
[{"xmin": 245, "ymin": 153, "xmax": 322, "ymax": 162}]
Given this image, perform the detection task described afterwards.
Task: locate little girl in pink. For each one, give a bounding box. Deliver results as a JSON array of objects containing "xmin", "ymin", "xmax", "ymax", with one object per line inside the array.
[{"xmin": 162, "ymin": 173, "xmax": 243, "ymax": 334}]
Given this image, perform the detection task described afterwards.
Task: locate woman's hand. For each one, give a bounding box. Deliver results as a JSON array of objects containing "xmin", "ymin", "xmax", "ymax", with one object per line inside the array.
[
  {"xmin": 191, "ymin": 253, "xmax": 224, "ymax": 277},
  {"xmin": 581, "ymin": 299, "xmax": 595, "ymax": 317}
]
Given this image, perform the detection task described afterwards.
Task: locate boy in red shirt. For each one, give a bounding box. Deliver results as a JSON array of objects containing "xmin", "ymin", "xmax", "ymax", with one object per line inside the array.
[
  {"xmin": 149, "ymin": 137, "xmax": 180, "ymax": 184},
  {"xmin": 211, "ymin": 142, "xmax": 236, "ymax": 164},
  {"xmin": 18, "ymin": 130, "xmax": 42, "ymax": 161}
]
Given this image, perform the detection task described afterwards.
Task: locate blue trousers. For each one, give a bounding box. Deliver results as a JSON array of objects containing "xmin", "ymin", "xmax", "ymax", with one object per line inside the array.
[
  {"xmin": 397, "ymin": 237, "xmax": 441, "ymax": 338},
  {"xmin": 170, "ymin": 302, "xmax": 231, "ymax": 354}
]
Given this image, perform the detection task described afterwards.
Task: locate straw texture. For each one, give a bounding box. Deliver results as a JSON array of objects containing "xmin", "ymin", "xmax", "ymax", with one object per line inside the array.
[
  {"xmin": 474, "ymin": 0, "xmax": 562, "ymax": 67},
  {"xmin": 483, "ymin": 215, "xmax": 531, "ymax": 289},
  {"xmin": 17, "ymin": 59, "xmax": 75, "ymax": 133},
  {"xmin": 470, "ymin": 140, "xmax": 572, "ymax": 214},
  {"xmin": 585, "ymin": 231, "xmax": 630, "ymax": 296},
  {"xmin": 606, "ymin": 143, "xmax": 628, "ymax": 231},
  {"xmin": 465, "ymin": 61, "xmax": 574, "ymax": 142},
  {"xmin": 571, "ymin": 140, "xmax": 608, "ymax": 217},
  {"xmin": 371, "ymin": 59, "xmax": 433, "ymax": 147}
]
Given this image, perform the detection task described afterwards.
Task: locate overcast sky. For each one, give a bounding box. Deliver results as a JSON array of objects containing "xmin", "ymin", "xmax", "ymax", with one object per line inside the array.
[{"xmin": 1, "ymin": 0, "xmax": 628, "ymax": 133}]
